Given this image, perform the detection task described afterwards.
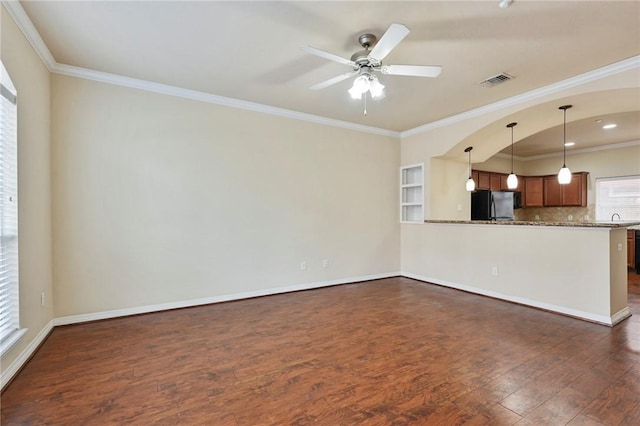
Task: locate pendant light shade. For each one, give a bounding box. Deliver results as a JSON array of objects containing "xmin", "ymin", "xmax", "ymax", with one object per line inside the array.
[
  {"xmin": 558, "ymin": 166, "xmax": 572, "ymax": 184},
  {"xmin": 465, "ymin": 146, "xmax": 475, "ymax": 191},
  {"xmin": 557, "ymin": 105, "xmax": 573, "ymax": 185},
  {"xmin": 506, "ymin": 122, "xmax": 518, "ymax": 190}
]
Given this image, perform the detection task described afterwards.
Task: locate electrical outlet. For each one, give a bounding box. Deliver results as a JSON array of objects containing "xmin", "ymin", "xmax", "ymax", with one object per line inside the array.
[
  {"xmin": 491, "ymin": 266, "xmax": 499, "ymax": 276},
  {"xmin": 535, "ymin": 215, "xmax": 540, "ymax": 221},
  {"xmin": 323, "ymin": 259, "xmax": 329, "ymax": 268},
  {"xmin": 300, "ymin": 261, "xmax": 306, "ymax": 271},
  {"xmin": 567, "ymin": 215, "xmax": 573, "ymax": 221},
  {"xmin": 617, "ymin": 243, "xmax": 623, "ymax": 252},
  {"xmin": 457, "ymin": 204, "xmax": 462, "ymax": 211},
  {"xmin": 41, "ymin": 292, "xmax": 45, "ymax": 307}
]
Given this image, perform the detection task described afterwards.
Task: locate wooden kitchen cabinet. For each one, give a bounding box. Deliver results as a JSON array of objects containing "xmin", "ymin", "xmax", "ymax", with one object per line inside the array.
[
  {"xmin": 561, "ymin": 172, "xmax": 588, "ymax": 206},
  {"xmin": 490, "ymin": 174, "xmax": 502, "ymax": 191},
  {"xmin": 500, "ymin": 174, "xmax": 509, "ymax": 191},
  {"xmin": 477, "ymin": 171, "xmax": 491, "ymax": 190},
  {"xmin": 543, "ymin": 176, "xmax": 563, "ymax": 206},
  {"xmin": 543, "ymin": 172, "xmax": 588, "ymax": 207},
  {"xmin": 525, "ymin": 177, "xmax": 544, "ymax": 207},
  {"xmin": 629, "ymin": 230, "xmax": 636, "ymax": 269}
]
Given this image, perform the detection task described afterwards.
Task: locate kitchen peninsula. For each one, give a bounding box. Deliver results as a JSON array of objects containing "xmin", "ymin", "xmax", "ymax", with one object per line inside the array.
[{"xmin": 401, "ymin": 220, "xmax": 640, "ymax": 326}]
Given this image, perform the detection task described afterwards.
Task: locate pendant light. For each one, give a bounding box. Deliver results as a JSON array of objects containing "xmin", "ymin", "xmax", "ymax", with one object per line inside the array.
[
  {"xmin": 506, "ymin": 122, "xmax": 518, "ymax": 189},
  {"xmin": 465, "ymin": 146, "xmax": 475, "ymax": 191},
  {"xmin": 557, "ymin": 105, "xmax": 573, "ymax": 185}
]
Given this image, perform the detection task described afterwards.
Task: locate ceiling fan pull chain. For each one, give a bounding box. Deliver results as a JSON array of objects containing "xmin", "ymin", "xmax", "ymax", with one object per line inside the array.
[{"xmin": 364, "ymin": 93, "xmax": 368, "ymax": 116}]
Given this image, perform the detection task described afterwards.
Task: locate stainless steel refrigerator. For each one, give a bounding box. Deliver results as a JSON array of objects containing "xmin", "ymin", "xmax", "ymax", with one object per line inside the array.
[{"xmin": 471, "ymin": 190, "xmax": 514, "ymax": 221}]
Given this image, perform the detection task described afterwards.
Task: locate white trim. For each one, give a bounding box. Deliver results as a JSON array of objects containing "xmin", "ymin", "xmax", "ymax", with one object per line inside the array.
[
  {"xmin": 1, "ymin": 1, "xmax": 56, "ymax": 69},
  {"xmin": 401, "ymin": 272, "xmax": 621, "ymax": 326},
  {"xmin": 53, "ymin": 272, "xmax": 400, "ymax": 326},
  {"xmin": 4, "ymin": 0, "xmax": 638, "ymax": 140},
  {"xmin": 611, "ymin": 306, "xmax": 632, "ymax": 326},
  {"xmin": 401, "ymin": 55, "xmax": 640, "ymax": 138},
  {"xmin": 0, "ymin": 328, "xmax": 27, "ymax": 357},
  {"xmin": 51, "ymin": 63, "xmax": 399, "ymax": 138},
  {"xmin": 493, "ymin": 140, "xmax": 640, "ymax": 162},
  {"xmin": 0, "ymin": 320, "xmax": 53, "ymax": 390}
]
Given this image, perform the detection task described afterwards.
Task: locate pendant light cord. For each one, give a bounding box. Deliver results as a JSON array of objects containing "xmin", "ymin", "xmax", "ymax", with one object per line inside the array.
[
  {"xmin": 510, "ymin": 126, "xmax": 514, "ymax": 173},
  {"xmin": 562, "ymin": 107, "xmax": 567, "ymax": 167}
]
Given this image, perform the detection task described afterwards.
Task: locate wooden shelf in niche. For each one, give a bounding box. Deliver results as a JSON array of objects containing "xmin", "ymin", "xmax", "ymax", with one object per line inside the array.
[{"xmin": 401, "ymin": 163, "xmax": 424, "ymax": 223}]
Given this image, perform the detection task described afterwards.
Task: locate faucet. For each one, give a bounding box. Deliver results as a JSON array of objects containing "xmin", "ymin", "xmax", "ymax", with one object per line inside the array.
[{"xmin": 611, "ymin": 213, "xmax": 621, "ymax": 221}]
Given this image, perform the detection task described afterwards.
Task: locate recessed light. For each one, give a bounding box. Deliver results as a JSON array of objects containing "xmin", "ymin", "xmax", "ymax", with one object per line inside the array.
[
  {"xmin": 595, "ymin": 119, "xmax": 603, "ymax": 124},
  {"xmin": 602, "ymin": 124, "xmax": 617, "ymax": 129},
  {"xmin": 564, "ymin": 142, "xmax": 575, "ymax": 147},
  {"xmin": 498, "ymin": 0, "xmax": 513, "ymax": 8}
]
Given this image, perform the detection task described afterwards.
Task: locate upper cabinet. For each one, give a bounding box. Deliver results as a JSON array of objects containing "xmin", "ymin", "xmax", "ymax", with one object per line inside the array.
[
  {"xmin": 543, "ymin": 172, "xmax": 588, "ymax": 207},
  {"xmin": 525, "ymin": 177, "xmax": 544, "ymax": 207},
  {"xmin": 473, "ymin": 170, "xmax": 588, "ymax": 208}
]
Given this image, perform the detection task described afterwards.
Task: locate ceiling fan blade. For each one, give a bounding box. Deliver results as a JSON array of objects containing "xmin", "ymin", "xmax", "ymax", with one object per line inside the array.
[
  {"xmin": 301, "ymin": 46, "xmax": 354, "ymax": 66},
  {"xmin": 381, "ymin": 64, "xmax": 442, "ymax": 78},
  {"xmin": 368, "ymin": 23, "xmax": 410, "ymax": 63},
  {"xmin": 310, "ymin": 72, "xmax": 356, "ymax": 90}
]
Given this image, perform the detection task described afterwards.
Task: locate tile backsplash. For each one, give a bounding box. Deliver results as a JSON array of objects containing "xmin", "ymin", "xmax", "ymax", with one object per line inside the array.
[{"xmin": 514, "ymin": 205, "xmax": 595, "ymax": 222}]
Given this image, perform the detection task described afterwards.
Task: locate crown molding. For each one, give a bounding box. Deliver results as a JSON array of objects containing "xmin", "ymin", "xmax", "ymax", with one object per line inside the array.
[
  {"xmin": 493, "ymin": 139, "xmax": 640, "ymax": 162},
  {"xmin": 2, "ymin": 0, "xmax": 56, "ymax": 69},
  {"xmin": 3, "ymin": 1, "xmax": 398, "ymax": 139},
  {"xmin": 401, "ymin": 55, "xmax": 640, "ymax": 138},
  {"xmin": 4, "ymin": 0, "xmax": 638, "ymax": 141},
  {"xmin": 52, "ymin": 63, "xmax": 400, "ymax": 138}
]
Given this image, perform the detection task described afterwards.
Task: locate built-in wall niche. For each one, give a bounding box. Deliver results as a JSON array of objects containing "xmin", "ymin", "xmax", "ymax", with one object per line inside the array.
[{"xmin": 400, "ymin": 163, "xmax": 424, "ymax": 223}]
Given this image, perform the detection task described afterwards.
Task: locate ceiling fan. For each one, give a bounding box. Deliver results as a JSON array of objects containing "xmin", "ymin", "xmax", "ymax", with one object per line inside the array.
[{"xmin": 302, "ymin": 23, "xmax": 442, "ymax": 100}]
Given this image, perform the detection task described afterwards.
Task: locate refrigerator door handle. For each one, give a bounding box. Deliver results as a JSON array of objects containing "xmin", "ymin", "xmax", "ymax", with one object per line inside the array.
[{"xmin": 490, "ymin": 195, "xmax": 496, "ymax": 220}]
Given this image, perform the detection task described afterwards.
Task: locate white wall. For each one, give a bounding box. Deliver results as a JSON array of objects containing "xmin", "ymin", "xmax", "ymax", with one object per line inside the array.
[
  {"xmin": 0, "ymin": 6, "xmax": 54, "ymax": 379},
  {"xmin": 51, "ymin": 74, "xmax": 400, "ymax": 319}
]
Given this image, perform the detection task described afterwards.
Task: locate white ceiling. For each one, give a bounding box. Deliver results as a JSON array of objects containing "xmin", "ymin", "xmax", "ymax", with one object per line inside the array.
[{"xmin": 14, "ymin": 0, "xmax": 640, "ymax": 156}]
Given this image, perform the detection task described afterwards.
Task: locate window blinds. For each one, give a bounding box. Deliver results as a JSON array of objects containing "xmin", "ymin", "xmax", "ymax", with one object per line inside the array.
[
  {"xmin": 0, "ymin": 80, "xmax": 19, "ymax": 345},
  {"xmin": 595, "ymin": 176, "xmax": 640, "ymax": 221}
]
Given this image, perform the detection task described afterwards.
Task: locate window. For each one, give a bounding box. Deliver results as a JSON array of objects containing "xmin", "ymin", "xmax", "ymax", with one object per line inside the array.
[
  {"xmin": 595, "ymin": 175, "xmax": 640, "ymax": 221},
  {"xmin": 0, "ymin": 61, "xmax": 23, "ymax": 354}
]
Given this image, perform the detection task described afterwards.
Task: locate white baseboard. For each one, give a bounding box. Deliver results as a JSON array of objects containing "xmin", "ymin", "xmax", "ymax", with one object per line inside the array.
[
  {"xmin": 611, "ymin": 306, "xmax": 632, "ymax": 325},
  {"xmin": 401, "ymin": 272, "xmax": 621, "ymax": 326},
  {"xmin": 1, "ymin": 320, "xmax": 54, "ymax": 390},
  {"xmin": 53, "ymin": 272, "xmax": 400, "ymax": 326}
]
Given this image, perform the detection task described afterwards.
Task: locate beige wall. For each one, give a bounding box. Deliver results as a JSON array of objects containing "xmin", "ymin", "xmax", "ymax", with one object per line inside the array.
[
  {"xmin": 0, "ymin": 6, "xmax": 54, "ymax": 376},
  {"xmin": 51, "ymin": 74, "xmax": 400, "ymax": 318},
  {"xmin": 402, "ymin": 223, "xmax": 628, "ymax": 324},
  {"xmin": 475, "ymin": 144, "xmax": 640, "ymax": 222}
]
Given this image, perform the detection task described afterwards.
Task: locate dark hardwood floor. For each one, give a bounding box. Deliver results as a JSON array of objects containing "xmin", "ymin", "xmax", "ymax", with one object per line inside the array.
[{"xmin": 2, "ymin": 273, "xmax": 640, "ymax": 425}]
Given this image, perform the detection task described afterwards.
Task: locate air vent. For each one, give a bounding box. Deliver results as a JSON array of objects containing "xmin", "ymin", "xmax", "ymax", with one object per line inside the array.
[{"xmin": 478, "ymin": 72, "xmax": 514, "ymax": 88}]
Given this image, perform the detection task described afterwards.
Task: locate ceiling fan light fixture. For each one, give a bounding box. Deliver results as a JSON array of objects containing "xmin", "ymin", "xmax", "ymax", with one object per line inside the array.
[
  {"xmin": 352, "ymin": 75, "xmax": 370, "ymax": 92},
  {"xmin": 348, "ymin": 86, "xmax": 362, "ymax": 99},
  {"xmin": 369, "ymin": 76, "xmax": 385, "ymax": 99}
]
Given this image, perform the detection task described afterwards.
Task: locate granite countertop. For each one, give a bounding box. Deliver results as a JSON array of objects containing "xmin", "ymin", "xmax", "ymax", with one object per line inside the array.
[{"xmin": 424, "ymin": 220, "xmax": 640, "ymax": 229}]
